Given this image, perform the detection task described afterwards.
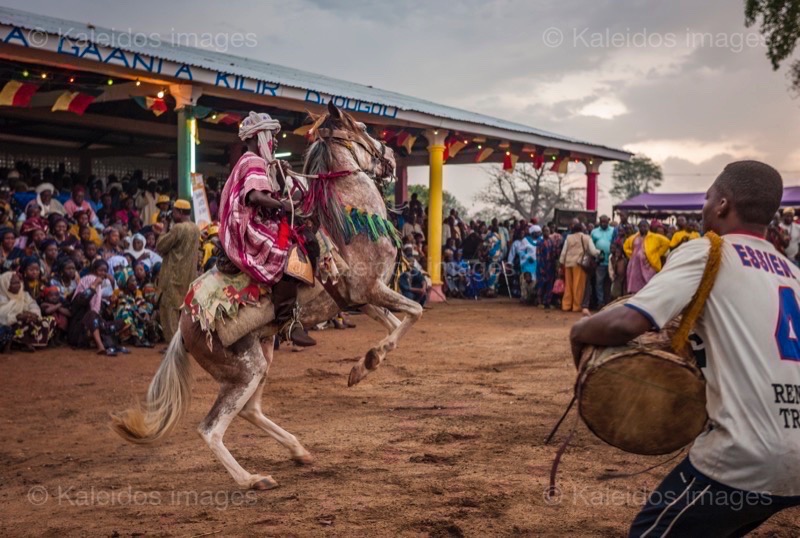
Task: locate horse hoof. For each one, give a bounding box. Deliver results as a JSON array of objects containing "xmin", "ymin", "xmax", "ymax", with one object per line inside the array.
[
  {"xmin": 348, "ymin": 364, "xmax": 367, "ymax": 387},
  {"xmin": 292, "ymin": 453, "xmax": 314, "ymax": 465},
  {"xmin": 251, "ymin": 476, "xmax": 279, "ymax": 490}
]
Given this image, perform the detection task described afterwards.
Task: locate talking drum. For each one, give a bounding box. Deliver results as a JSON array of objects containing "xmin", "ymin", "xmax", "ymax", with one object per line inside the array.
[{"xmin": 576, "ymin": 314, "xmax": 708, "ymax": 456}]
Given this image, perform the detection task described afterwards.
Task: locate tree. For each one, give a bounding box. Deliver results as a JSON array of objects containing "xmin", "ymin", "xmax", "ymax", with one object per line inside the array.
[
  {"xmin": 745, "ymin": 0, "xmax": 800, "ymax": 92},
  {"xmin": 477, "ymin": 163, "xmax": 584, "ymax": 221},
  {"xmin": 381, "ymin": 183, "xmax": 468, "ymax": 217},
  {"xmin": 610, "ymin": 154, "xmax": 663, "ymax": 202}
]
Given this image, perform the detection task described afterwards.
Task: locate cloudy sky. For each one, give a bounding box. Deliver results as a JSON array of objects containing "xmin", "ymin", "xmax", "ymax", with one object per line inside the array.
[{"xmin": 4, "ymin": 0, "xmax": 799, "ymax": 215}]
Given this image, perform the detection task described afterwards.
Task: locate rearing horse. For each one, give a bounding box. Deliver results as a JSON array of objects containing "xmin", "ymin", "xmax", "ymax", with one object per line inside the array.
[{"xmin": 111, "ymin": 103, "xmax": 424, "ymax": 489}]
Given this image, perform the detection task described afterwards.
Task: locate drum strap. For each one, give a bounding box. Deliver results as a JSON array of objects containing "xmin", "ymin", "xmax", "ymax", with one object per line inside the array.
[{"xmin": 671, "ymin": 231, "xmax": 723, "ymax": 355}]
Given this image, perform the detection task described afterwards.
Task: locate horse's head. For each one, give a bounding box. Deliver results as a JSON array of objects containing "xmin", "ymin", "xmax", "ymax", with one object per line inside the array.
[{"xmin": 303, "ymin": 102, "xmax": 396, "ymax": 183}]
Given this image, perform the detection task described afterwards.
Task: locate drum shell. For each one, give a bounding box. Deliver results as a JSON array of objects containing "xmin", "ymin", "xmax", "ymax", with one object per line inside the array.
[{"xmin": 577, "ymin": 334, "xmax": 707, "ymax": 456}]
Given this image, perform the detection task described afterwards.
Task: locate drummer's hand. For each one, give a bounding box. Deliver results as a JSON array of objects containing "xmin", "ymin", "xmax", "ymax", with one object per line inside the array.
[{"xmin": 570, "ymin": 338, "xmax": 584, "ymax": 370}]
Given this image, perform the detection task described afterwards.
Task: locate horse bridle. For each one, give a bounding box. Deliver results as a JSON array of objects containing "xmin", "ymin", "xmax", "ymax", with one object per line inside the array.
[{"xmin": 315, "ymin": 127, "xmax": 396, "ymax": 186}]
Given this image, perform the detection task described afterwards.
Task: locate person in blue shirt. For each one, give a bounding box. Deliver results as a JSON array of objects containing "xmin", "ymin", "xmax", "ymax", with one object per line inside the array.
[{"xmin": 590, "ymin": 215, "xmax": 615, "ymax": 307}]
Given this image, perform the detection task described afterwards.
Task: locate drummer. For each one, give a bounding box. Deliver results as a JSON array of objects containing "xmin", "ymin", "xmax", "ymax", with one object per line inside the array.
[{"xmin": 570, "ymin": 160, "xmax": 800, "ymax": 536}]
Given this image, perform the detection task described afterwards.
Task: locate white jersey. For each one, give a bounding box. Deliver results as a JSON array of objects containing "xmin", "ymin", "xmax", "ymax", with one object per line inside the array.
[{"xmin": 626, "ymin": 233, "xmax": 800, "ymax": 496}]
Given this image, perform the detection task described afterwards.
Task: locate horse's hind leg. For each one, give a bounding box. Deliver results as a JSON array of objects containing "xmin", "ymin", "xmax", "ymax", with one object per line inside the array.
[
  {"xmin": 360, "ymin": 304, "xmax": 401, "ymax": 333},
  {"xmin": 349, "ymin": 283, "xmax": 423, "ymax": 387},
  {"xmin": 238, "ymin": 337, "xmax": 313, "ymax": 465},
  {"xmin": 197, "ymin": 341, "xmax": 275, "ymax": 490}
]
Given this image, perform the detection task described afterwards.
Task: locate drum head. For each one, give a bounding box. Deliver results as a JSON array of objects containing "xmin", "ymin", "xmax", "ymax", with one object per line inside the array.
[{"xmin": 579, "ymin": 351, "xmax": 707, "ymax": 455}]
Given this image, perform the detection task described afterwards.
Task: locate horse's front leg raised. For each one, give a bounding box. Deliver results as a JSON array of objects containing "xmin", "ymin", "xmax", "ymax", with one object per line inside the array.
[{"xmin": 349, "ymin": 283, "xmax": 423, "ymax": 387}]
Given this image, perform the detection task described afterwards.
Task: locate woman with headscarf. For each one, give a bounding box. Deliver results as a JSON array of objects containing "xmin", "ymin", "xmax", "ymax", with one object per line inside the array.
[
  {"xmin": 114, "ymin": 194, "xmax": 140, "ymax": 226},
  {"xmin": 68, "ymin": 259, "xmax": 128, "ymax": 356},
  {"xmin": 25, "ymin": 183, "xmax": 66, "ymax": 218},
  {"xmin": 39, "ymin": 239, "xmax": 59, "ymax": 281},
  {"xmin": 125, "ymin": 232, "xmax": 162, "ymax": 269},
  {"xmin": 20, "ymin": 255, "xmax": 45, "ymax": 300},
  {"xmin": 623, "ymin": 220, "xmax": 672, "ymax": 294},
  {"xmin": 16, "ymin": 204, "xmax": 48, "ymax": 236},
  {"xmin": 0, "ymin": 226, "xmax": 20, "ymax": 273},
  {"xmin": 0, "ymin": 271, "xmax": 55, "ymax": 351},
  {"xmin": 51, "ymin": 257, "xmax": 79, "ymax": 300},
  {"xmin": 112, "ymin": 271, "xmax": 156, "ymax": 348},
  {"xmin": 99, "ymin": 227, "xmax": 123, "ymax": 260}
]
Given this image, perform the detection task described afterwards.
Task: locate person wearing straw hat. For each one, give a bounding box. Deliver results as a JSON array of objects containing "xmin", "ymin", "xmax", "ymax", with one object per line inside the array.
[
  {"xmin": 151, "ymin": 194, "xmax": 172, "ymax": 225},
  {"xmin": 217, "ymin": 111, "xmax": 316, "ymax": 347},
  {"xmin": 571, "ymin": 161, "xmax": 800, "ymax": 537},
  {"xmin": 155, "ymin": 198, "xmax": 200, "ymax": 342}
]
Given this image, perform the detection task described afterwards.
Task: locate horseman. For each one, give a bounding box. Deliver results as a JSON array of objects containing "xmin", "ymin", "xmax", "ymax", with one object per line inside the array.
[{"xmin": 218, "ymin": 112, "xmax": 317, "ymax": 347}]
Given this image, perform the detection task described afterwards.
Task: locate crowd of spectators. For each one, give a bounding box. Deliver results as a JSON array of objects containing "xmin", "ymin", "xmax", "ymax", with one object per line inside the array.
[
  {"xmin": 395, "ymin": 197, "xmax": 799, "ymax": 315},
  {"xmin": 0, "ymin": 162, "xmax": 223, "ymax": 356}
]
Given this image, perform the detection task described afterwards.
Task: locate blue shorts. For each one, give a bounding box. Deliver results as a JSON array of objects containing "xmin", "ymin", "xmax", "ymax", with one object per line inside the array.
[{"xmin": 630, "ymin": 457, "xmax": 800, "ymax": 537}]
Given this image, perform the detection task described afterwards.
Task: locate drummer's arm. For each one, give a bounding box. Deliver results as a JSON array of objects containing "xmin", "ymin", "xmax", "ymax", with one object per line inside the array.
[{"xmin": 569, "ymin": 308, "xmax": 653, "ymax": 367}]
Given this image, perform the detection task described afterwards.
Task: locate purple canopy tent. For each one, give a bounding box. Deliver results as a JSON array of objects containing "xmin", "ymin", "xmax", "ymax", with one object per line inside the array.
[{"xmin": 614, "ymin": 187, "xmax": 800, "ymax": 216}]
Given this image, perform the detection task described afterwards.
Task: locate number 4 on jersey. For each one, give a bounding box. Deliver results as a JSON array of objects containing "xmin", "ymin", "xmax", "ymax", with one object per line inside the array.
[{"xmin": 776, "ymin": 287, "xmax": 800, "ymax": 362}]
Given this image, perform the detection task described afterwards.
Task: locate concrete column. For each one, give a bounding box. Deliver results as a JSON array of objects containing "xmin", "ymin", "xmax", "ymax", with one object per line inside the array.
[
  {"xmin": 394, "ymin": 162, "xmax": 408, "ymax": 206},
  {"xmin": 424, "ymin": 129, "xmax": 448, "ymax": 289}
]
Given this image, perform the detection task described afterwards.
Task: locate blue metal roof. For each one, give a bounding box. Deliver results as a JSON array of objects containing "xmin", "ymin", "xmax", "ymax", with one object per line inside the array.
[{"xmin": 0, "ymin": 6, "xmax": 631, "ymax": 160}]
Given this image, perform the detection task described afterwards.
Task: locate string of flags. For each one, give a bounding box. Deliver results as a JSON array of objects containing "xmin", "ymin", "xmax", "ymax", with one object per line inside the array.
[{"xmin": 0, "ymin": 69, "xmax": 605, "ymax": 174}]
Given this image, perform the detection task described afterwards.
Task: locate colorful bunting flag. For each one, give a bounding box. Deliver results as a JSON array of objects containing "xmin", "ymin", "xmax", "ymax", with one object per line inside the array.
[
  {"xmin": 475, "ymin": 147, "xmax": 494, "ymax": 163},
  {"xmin": 51, "ymin": 91, "xmax": 96, "ymax": 115},
  {"xmin": 447, "ymin": 139, "xmax": 467, "ymax": 158},
  {"xmin": 533, "ymin": 154, "xmax": 545, "ymax": 169},
  {"xmin": 204, "ymin": 112, "xmax": 242, "ymax": 125},
  {"xmin": 132, "ymin": 96, "xmax": 168, "ymax": 117},
  {"xmin": 503, "ymin": 152, "xmax": 519, "ymax": 172},
  {"xmin": 395, "ymin": 131, "xmax": 418, "ymax": 153},
  {"xmin": 0, "ymin": 80, "xmax": 38, "ymax": 107},
  {"xmin": 551, "ymin": 156, "xmax": 569, "ymax": 174}
]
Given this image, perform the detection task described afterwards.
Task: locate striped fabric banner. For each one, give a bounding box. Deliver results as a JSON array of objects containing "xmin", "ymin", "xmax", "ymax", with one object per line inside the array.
[
  {"xmin": 0, "ymin": 80, "xmax": 38, "ymax": 107},
  {"xmin": 51, "ymin": 91, "xmax": 96, "ymax": 115}
]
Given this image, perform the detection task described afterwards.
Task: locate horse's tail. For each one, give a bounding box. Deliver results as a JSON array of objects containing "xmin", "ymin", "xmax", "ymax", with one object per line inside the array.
[{"xmin": 110, "ymin": 329, "xmax": 192, "ymax": 444}]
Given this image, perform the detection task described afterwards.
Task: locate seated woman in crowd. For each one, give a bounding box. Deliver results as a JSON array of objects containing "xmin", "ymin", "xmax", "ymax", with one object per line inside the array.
[
  {"xmin": 0, "ymin": 271, "xmax": 56, "ymax": 352},
  {"xmin": 67, "ymin": 259, "xmax": 128, "ymax": 357},
  {"xmin": 112, "ymin": 272, "xmax": 157, "ymax": 348},
  {"xmin": 51, "ymin": 257, "xmax": 79, "ymax": 299},
  {"xmin": 0, "ymin": 226, "xmax": 20, "ymax": 272},
  {"xmin": 20, "ymin": 256, "xmax": 45, "ymax": 300},
  {"xmin": 40, "ymin": 285, "xmax": 72, "ymax": 341},
  {"xmin": 69, "ymin": 210, "xmax": 102, "ymax": 246},
  {"xmin": 39, "ymin": 239, "xmax": 59, "ymax": 282},
  {"xmin": 126, "ymin": 232, "xmax": 162, "ymax": 269},
  {"xmin": 51, "ymin": 217, "xmax": 78, "ymax": 252}
]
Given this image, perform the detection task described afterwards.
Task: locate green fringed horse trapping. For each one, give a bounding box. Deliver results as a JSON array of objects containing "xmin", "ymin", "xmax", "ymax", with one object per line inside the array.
[{"xmin": 342, "ymin": 206, "xmax": 401, "ymax": 247}]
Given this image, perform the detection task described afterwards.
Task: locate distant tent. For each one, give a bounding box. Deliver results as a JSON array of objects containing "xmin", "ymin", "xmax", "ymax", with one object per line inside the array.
[{"xmin": 613, "ymin": 187, "xmax": 800, "ymax": 216}]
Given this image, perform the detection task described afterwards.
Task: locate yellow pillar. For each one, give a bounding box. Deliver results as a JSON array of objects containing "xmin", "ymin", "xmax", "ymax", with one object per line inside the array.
[{"xmin": 425, "ymin": 129, "xmax": 448, "ymax": 286}]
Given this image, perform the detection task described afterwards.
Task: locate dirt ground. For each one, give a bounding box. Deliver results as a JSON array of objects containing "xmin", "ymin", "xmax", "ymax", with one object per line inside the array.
[{"xmin": 1, "ymin": 299, "xmax": 798, "ymax": 537}]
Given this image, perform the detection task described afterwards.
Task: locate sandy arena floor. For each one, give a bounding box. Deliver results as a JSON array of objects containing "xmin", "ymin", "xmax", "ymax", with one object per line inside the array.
[{"xmin": 1, "ymin": 299, "xmax": 798, "ymax": 537}]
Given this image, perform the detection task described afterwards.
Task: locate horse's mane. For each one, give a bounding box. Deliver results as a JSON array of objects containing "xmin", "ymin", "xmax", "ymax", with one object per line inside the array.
[{"xmin": 301, "ymin": 108, "xmax": 387, "ymax": 250}]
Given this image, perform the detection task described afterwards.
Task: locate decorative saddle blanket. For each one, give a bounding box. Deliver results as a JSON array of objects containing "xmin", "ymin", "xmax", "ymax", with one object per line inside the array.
[{"xmin": 183, "ymin": 230, "xmax": 343, "ymax": 349}]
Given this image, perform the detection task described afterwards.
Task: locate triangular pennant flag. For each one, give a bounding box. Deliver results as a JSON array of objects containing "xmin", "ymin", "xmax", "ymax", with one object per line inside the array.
[
  {"xmin": 533, "ymin": 154, "xmax": 545, "ymax": 169},
  {"xmin": 0, "ymin": 80, "xmax": 38, "ymax": 107},
  {"xmin": 133, "ymin": 95, "xmax": 168, "ymax": 116},
  {"xmin": 204, "ymin": 112, "xmax": 241, "ymax": 125},
  {"xmin": 448, "ymin": 140, "xmax": 467, "ymax": 158},
  {"xmin": 475, "ymin": 147, "xmax": 494, "ymax": 163},
  {"xmin": 51, "ymin": 91, "xmax": 96, "ymax": 115},
  {"xmin": 443, "ymin": 144, "xmax": 450, "ymax": 162},
  {"xmin": 503, "ymin": 153, "xmax": 519, "ymax": 172},
  {"xmin": 395, "ymin": 131, "xmax": 417, "ymax": 153},
  {"xmin": 551, "ymin": 156, "xmax": 569, "ymax": 174}
]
